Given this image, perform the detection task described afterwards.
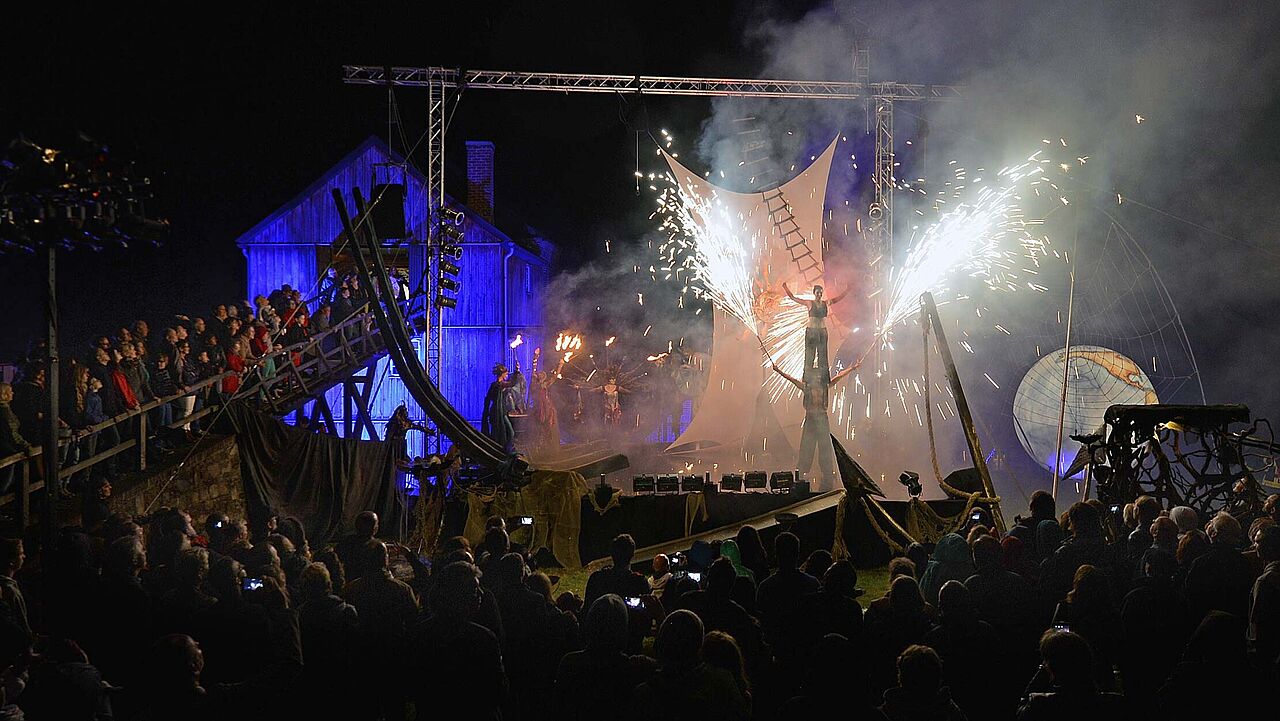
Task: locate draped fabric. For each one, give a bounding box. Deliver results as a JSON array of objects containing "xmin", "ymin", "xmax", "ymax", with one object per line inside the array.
[
  {"xmin": 228, "ymin": 404, "xmax": 403, "ymax": 544},
  {"xmin": 664, "ymin": 137, "xmax": 844, "ymax": 461},
  {"xmin": 464, "ymin": 469, "xmax": 590, "ymax": 568}
]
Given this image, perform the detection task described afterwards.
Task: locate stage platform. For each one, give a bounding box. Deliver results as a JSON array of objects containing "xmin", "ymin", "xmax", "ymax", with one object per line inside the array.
[
  {"xmin": 581, "ymin": 489, "xmax": 844, "ymax": 569},
  {"xmin": 576, "ymin": 488, "xmax": 836, "ymax": 566}
]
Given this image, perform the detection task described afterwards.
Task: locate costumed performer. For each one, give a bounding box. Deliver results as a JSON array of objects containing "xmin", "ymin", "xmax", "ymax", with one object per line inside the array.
[
  {"xmin": 783, "ymin": 282, "xmax": 849, "ymax": 372},
  {"xmin": 482, "ymin": 363, "xmax": 518, "ymax": 453},
  {"xmin": 770, "ymin": 360, "xmax": 858, "ymax": 489}
]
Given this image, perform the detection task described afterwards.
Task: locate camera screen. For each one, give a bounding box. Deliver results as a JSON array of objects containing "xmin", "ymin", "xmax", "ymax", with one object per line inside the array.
[
  {"xmin": 519, "ymin": 516, "xmax": 534, "ymax": 525},
  {"xmin": 243, "ymin": 578, "xmax": 264, "ymax": 592},
  {"xmin": 625, "ymin": 596, "xmax": 642, "ymax": 608},
  {"xmin": 687, "ymin": 572, "xmax": 702, "ymax": 583}
]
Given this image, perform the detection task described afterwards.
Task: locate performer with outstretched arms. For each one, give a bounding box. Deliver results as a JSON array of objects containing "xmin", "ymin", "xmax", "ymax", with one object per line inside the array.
[
  {"xmin": 771, "ymin": 360, "xmax": 858, "ymax": 488},
  {"xmin": 783, "ymin": 282, "xmax": 849, "ymax": 371}
]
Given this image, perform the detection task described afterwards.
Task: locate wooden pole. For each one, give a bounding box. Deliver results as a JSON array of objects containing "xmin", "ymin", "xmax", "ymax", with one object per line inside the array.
[
  {"xmin": 920, "ymin": 292, "xmax": 1004, "ymax": 531},
  {"xmin": 1052, "ymin": 216, "xmax": 1080, "ymax": 500}
]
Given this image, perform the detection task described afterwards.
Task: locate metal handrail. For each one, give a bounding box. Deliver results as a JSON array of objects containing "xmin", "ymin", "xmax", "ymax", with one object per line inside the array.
[{"xmin": 0, "ymin": 303, "xmax": 418, "ymax": 527}]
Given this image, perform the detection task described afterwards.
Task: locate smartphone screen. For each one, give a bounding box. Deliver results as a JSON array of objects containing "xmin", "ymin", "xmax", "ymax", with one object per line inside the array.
[
  {"xmin": 688, "ymin": 572, "xmax": 702, "ymax": 583},
  {"xmin": 625, "ymin": 596, "xmax": 642, "ymax": 608},
  {"xmin": 243, "ymin": 577, "xmax": 264, "ymax": 592}
]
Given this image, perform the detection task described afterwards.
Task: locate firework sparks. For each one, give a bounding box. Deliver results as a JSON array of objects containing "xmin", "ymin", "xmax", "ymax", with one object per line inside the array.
[
  {"xmin": 879, "ymin": 154, "xmax": 1054, "ymax": 335},
  {"xmin": 656, "ymin": 175, "xmax": 762, "ymax": 335}
]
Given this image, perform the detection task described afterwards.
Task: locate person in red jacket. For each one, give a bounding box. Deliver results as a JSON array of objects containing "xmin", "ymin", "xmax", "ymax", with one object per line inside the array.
[{"xmin": 222, "ymin": 339, "xmax": 247, "ymax": 395}]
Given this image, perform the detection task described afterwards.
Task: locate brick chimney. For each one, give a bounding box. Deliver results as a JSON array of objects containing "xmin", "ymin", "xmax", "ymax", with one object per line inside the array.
[{"xmin": 466, "ymin": 140, "xmax": 495, "ymax": 224}]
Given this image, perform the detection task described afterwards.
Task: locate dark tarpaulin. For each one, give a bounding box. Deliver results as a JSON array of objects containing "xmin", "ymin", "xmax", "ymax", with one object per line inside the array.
[{"xmin": 228, "ymin": 404, "xmax": 402, "ymax": 544}]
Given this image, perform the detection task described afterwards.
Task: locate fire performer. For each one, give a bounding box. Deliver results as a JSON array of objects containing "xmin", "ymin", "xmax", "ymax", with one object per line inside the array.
[
  {"xmin": 770, "ymin": 360, "xmax": 858, "ymax": 488},
  {"xmin": 783, "ymin": 282, "xmax": 850, "ymax": 372},
  {"xmin": 529, "ymin": 348, "xmax": 563, "ymax": 451},
  {"xmin": 598, "ymin": 376, "xmax": 628, "ymax": 426},
  {"xmin": 482, "ymin": 363, "xmax": 518, "ymax": 453}
]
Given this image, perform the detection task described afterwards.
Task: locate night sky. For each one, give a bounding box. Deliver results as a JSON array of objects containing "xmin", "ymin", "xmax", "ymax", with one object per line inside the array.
[
  {"xmin": 6, "ymin": 1, "xmax": 1280, "ymax": 490},
  {"xmin": 2, "ymin": 1, "xmax": 779, "ymax": 357}
]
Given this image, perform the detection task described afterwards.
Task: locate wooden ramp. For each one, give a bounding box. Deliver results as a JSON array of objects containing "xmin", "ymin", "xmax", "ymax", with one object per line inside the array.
[{"xmin": 583, "ymin": 489, "xmax": 845, "ymax": 570}]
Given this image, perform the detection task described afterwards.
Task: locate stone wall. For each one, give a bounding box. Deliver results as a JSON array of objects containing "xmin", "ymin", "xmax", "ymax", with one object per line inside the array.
[{"xmin": 111, "ymin": 435, "xmax": 246, "ymax": 523}]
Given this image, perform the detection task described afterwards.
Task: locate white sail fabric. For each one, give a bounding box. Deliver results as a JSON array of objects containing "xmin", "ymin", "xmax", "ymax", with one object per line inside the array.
[{"xmin": 665, "ymin": 136, "xmax": 842, "ymax": 462}]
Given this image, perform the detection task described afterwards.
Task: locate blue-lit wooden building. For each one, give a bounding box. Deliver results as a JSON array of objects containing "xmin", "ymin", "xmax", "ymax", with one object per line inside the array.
[{"xmin": 234, "ymin": 136, "xmax": 552, "ymax": 458}]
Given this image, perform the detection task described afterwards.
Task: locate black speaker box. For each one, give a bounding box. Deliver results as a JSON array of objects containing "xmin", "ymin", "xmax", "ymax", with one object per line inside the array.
[{"xmin": 370, "ymin": 183, "xmax": 406, "ymax": 239}]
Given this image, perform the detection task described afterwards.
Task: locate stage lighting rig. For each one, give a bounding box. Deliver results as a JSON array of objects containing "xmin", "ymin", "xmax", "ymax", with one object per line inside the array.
[
  {"xmin": 0, "ymin": 132, "xmax": 167, "ymax": 254},
  {"xmin": 434, "ymin": 208, "xmax": 464, "ymax": 310}
]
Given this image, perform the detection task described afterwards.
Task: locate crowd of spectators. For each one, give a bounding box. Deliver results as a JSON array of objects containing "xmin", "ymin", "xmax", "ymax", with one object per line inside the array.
[
  {"xmin": 0, "ymin": 486, "xmax": 1272, "ymax": 720},
  {"xmin": 0, "ymin": 273, "xmax": 384, "ymax": 515}
]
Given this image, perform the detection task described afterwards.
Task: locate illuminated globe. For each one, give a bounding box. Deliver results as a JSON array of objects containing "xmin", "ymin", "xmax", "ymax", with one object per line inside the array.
[{"xmin": 1012, "ymin": 345, "xmax": 1158, "ymax": 475}]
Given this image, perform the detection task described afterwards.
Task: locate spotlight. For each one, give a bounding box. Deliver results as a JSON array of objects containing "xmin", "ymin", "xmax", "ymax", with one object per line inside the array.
[
  {"xmin": 631, "ymin": 475, "xmax": 656, "ymax": 494},
  {"xmin": 441, "ymin": 244, "xmax": 463, "ymax": 260},
  {"xmin": 439, "ymin": 207, "xmax": 465, "ymax": 226},
  {"xmin": 744, "ymin": 471, "xmax": 768, "ymax": 490},
  {"xmin": 898, "ymin": 470, "xmax": 922, "ymax": 498},
  {"xmin": 439, "ymin": 222, "xmax": 463, "ymax": 244},
  {"xmin": 439, "ymin": 277, "xmax": 459, "ymax": 292},
  {"xmin": 439, "ymin": 259, "xmax": 460, "ymax": 276},
  {"xmin": 656, "ymin": 474, "xmax": 680, "ymax": 494},
  {"xmin": 434, "ymin": 294, "xmax": 457, "ymax": 309},
  {"xmin": 769, "ymin": 471, "xmax": 795, "ymax": 493},
  {"xmin": 720, "ymin": 473, "xmax": 744, "ymax": 492}
]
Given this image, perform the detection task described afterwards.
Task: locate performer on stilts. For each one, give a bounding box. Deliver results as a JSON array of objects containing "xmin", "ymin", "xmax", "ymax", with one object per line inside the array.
[
  {"xmin": 482, "ymin": 363, "xmax": 518, "ymax": 453},
  {"xmin": 770, "ymin": 361, "xmax": 857, "ymax": 490},
  {"xmin": 783, "ymin": 282, "xmax": 849, "ymax": 371}
]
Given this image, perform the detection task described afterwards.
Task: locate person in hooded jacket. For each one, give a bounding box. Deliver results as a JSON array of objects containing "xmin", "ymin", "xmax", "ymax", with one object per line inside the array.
[{"xmin": 919, "ymin": 534, "xmax": 974, "ymax": 606}]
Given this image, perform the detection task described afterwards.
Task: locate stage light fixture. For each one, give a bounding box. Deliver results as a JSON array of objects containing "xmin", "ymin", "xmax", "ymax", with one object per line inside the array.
[
  {"xmin": 441, "ymin": 244, "xmax": 463, "ymax": 260},
  {"xmin": 720, "ymin": 473, "xmax": 744, "ymax": 492},
  {"xmin": 434, "ymin": 294, "xmax": 457, "ymax": 309},
  {"xmin": 744, "ymin": 471, "xmax": 768, "ymax": 490},
  {"xmin": 656, "ymin": 474, "xmax": 680, "ymax": 494},
  {"xmin": 440, "ymin": 222, "xmax": 463, "ymax": 244},
  {"xmin": 439, "ymin": 207, "xmax": 465, "ymax": 226},
  {"xmin": 439, "ymin": 277, "xmax": 459, "ymax": 292},
  {"xmin": 631, "ymin": 475, "xmax": 656, "ymax": 494},
  {"xmin": 680, "ymin": 474, "xmax": 704, "ymax": 493},
  {"xmin": 439, "ymin": 259, "xmax": 460, "ymax": 276},
  {"xmin": 898, "ymin": 470, "xmax": 923, "ymax": 498},
  {"xmin": 769, "ymin": 471, "xmax": 795, "ymax": 493}
]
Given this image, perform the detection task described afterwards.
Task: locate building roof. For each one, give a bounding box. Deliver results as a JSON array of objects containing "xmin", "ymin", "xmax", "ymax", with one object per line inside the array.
[{"xmin": 234, "ymin": 135, "xmax": 547, "ymax": 265}]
